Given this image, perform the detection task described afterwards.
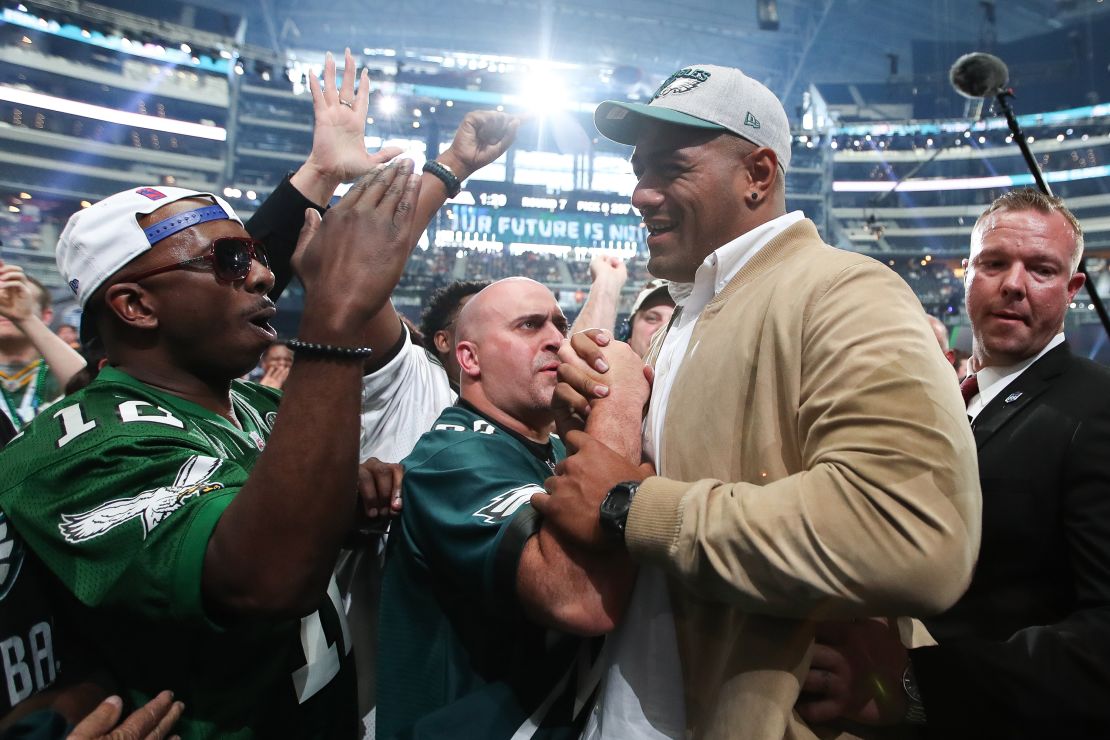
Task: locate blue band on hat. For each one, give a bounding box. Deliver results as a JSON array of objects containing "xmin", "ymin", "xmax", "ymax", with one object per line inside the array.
[{"xmin": 142, "ymin": 204, "xmax": 230, "ymax": 245}]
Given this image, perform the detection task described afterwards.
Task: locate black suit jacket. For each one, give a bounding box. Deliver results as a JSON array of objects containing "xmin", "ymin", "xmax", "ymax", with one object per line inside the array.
[{"xmin": 911, "ymin": 342, "xmax": 1110, "ymax": 737}]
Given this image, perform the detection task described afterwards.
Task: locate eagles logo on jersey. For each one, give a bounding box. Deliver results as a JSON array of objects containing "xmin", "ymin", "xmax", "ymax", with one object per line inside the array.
[
  {"xmin": 0, "ymin": 512, "xmax": 25, "ymax": 601},
  {"xmin": 58, "ymin": 455, "xmax": 225, "ymax": 544},
  {"xmin": 472, "ymin": 484, "xmax": 544, "ymax": 524}
]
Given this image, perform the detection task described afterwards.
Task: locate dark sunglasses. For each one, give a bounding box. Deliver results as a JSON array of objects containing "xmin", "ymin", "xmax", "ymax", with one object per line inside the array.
[{"xmin": 118, "ymin": 237, "xmax": 270, "ymax": 284}]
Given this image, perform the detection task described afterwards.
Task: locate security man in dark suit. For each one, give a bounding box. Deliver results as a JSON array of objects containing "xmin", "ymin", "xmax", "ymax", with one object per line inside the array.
[{"xmin": 796, "ymin": 188, "xmax": 1110, "ymax": 738}]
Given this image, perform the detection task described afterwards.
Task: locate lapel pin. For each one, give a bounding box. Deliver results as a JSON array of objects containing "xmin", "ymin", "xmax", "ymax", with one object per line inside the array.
[{"xmin": 1004, "ymin": 392, "xmax": 1023, "ymax": 404}]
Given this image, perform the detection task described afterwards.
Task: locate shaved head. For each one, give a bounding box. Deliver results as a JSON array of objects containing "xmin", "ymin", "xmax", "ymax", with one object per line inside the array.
[
  {"xmin": 455, "ymin": 277, "xmax": 551, "ymax": 343},
  {"xmin": 454, "ymin": 277, "xmax": 568, "ymax": 441}
]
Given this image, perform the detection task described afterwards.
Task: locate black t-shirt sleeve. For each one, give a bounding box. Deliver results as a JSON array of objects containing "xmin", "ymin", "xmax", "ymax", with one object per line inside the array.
[{"xmin": 245, "ymin": 173, "xmax": 327, "ymax": 301}]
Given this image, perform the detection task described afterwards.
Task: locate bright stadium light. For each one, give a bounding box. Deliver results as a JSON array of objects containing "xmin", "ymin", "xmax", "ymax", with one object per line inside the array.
[
  {"xmin": 378, "ymin": 95, "xmax": 399, "ymax": 115},
  {"xmin": 0, "ymin": 86, "xmax": 226, "ymax": 141},
  {"xmin": 517, "ymin": 68, "xmax": 569, "ymax": 115}
]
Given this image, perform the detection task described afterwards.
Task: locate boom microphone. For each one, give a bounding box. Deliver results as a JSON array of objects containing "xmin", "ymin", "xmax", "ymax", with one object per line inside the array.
[
  {"xmin": 949, "ymin": 52, "xmax": 1009, "ymax": 98},
  {"xmin": 947, "ymin": 50, "xmax": 1110, "ymax": 341}
]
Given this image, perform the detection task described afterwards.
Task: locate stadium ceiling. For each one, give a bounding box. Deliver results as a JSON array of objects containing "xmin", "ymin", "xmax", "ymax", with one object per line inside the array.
[{"xmin": 91, "ymin": 0, "xmax": 1108, "ymax": 103}]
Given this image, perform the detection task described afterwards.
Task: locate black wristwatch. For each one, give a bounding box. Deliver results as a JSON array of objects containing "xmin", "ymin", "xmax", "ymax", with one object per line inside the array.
[
  {"xmin": 902, "ymin": 661, "xmax": 927, "ymax": 725},
  {"xmin": 599, "ymin": 481, "xmax": 639, "ymax": 544}
]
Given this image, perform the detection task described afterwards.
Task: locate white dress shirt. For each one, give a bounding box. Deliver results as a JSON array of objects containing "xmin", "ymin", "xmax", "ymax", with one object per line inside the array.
[
  {"xmin": 643, "ymin": 210, "xmax": 804, "ymax": 467},
  {"xmin": 583, "ymin": 211, "xmax": 805, "ymax": 740},
  {"xmin": 966, "ymin": 333, "xmax": 1065, "ymax": 423}
]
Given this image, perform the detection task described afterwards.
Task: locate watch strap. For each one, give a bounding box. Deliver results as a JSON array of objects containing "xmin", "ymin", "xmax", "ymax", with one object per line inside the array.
[{"xmin": 423, "ymin": 159, "xmax": 462, "ymax": 197}]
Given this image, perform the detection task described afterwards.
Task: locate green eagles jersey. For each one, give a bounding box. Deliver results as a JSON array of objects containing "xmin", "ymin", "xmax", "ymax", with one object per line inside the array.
[
  {"xmin": 0, "ymin": 367, "xmax": 357, "ymax": 740},
  {"xmin": 378, "ymin": 403, "xmax": 600, "ymax": 740},
  {"xmin": 0, "ymin": 513, "xmax": 63, "ymax": 717}
]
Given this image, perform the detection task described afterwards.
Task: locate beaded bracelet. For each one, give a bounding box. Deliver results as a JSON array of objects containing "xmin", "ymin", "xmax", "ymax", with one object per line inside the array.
[
  {"xmin": 286, "ymin": 338, "xmax": 373, "ymax": 359},
  {"xmin": 422, "ymin": 159, "xmax": 462, "ymax": 198}
]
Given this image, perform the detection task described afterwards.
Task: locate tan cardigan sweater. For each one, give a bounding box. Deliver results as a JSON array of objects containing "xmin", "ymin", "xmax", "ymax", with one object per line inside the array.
[{"xmin": 627, "ymin": 219, "xmax": 981, "ymax": 739}]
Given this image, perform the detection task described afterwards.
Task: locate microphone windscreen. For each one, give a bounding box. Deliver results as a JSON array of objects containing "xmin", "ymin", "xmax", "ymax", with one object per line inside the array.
[{"xmin": 950, "ymin": 53, "xmax": 1009, "ymax": 98}]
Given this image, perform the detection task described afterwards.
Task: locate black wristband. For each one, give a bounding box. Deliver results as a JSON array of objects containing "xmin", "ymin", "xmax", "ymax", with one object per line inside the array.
[
  {"xmin": 422, "ymin": 159, "xmax": 462, "ymax": 198},
  {"xmin": 286, "ymin": 338, "xmax": 373, "ymax": 360}
]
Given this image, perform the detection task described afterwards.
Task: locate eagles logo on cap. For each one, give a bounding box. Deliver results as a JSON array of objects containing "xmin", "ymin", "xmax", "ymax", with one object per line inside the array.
[
  {"xmin": 653, "ymin": 67, "xmax": 711, "ymax": 100},
  {"xmin": 594, "ymin": 64, "xmax": 793, "ymax": 172}
]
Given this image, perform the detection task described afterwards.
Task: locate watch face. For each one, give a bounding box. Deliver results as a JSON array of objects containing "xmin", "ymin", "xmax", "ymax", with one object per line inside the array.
[
  {"xmin": 600, "ymin": 482, "xmax": 637, "ymax": 538},
  {"xmin": 902, "ymin": 665, "xmax": 922, "ymax": 703},
  {"xmin": 601, "ymin": 491, "xmax": 628, "ymax": 517}
]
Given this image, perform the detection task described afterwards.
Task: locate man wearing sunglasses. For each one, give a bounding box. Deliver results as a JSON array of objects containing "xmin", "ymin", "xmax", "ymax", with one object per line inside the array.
[
  {"xmin": 0, "ymin": 159, "xmax": 421, "ymax": 739},
  {"xmin": 230, "ymin": 48, "xmax": 525, "ymax": 733}
]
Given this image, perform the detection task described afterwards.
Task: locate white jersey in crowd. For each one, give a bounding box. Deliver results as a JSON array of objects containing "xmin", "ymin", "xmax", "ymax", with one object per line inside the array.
[{"xmin": 359, "ymin": 326, "xmax": 457, "ymax": 463}]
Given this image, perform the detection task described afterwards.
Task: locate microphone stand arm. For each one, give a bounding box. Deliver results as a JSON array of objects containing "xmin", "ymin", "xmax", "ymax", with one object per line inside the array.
[
  {"xmin": 995, "ymin": 90, "xmax": 1051, "ymax": 194},
  {"xmin": 995, "ymin": 88, "xmax": 1110, "ymax": 340}
]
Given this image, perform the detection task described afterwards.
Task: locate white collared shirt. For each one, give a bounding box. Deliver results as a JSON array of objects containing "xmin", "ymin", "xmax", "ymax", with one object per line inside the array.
[
  {"xmin": 583, "ymin": 211, "xmax": 805, "ymax": 740},
  {"xmin": 966, "ymin": 333, "xmax": 1065, "ymax": 422},
  {"xmin": 643, "ymin": 210, "xmax": 804, "ymax": 468}
]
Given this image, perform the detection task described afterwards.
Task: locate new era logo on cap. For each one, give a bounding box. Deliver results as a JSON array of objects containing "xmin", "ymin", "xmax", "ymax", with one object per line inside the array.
[
  {"xmin": 744, "ymin": 112, "xmax": 761, "ymax": 129},
  {"xmin": 135, "ymin": 188, "xmax": 166, "ymax": 200},
  {"xmin": 68, "ymin": 278, "xmax": 79, "ymax": 294}
]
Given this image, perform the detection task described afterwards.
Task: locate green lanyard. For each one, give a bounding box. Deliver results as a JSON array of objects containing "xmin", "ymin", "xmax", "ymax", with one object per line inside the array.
[{"xmin": 0, "ymin": 361, "xmax": 49, "ymax": 429}]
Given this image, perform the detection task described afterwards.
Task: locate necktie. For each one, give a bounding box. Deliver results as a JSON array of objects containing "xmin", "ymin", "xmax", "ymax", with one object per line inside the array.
[{"xmin": 960, "ymin": 374, "xmax": 979, "ymax": 408}]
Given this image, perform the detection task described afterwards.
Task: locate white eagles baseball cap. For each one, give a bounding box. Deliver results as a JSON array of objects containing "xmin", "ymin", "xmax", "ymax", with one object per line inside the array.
[
  {"xmin": 57, "ymin": 186, "xmax": 242, "ymax": 308},
  {"xmin": 630, "ymin": 279, "xmax": 674, "ymax": 315},
  {"xmin": 595, "ymin": 64, "xmax": 792, "ymax": 172}
]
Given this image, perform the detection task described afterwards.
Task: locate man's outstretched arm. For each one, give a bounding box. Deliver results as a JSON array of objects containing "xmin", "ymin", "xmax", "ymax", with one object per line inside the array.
[{"xmin": 249, "ymin": 49, "xmax": 520, "ymax": 369}]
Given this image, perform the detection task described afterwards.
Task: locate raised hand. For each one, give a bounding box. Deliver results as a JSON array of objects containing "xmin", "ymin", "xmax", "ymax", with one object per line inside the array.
[
  {"xmin": 294, "ymin": 48, "xmax": 404, "ymax": 203},
  {"xmin": 0, "ymin": 261, "xmax": 38, "ymax": 325},
  {"xmin": 437, "ymin": 111, "xmax": 522, "ymax": 180},
  {"xmin": 259, "ymin": 362, "xmax": 290, "ymax": 389},
  {"xmin": 588, "ymin": 254, "xmax": 628, "ymax": 287},
  {"xmin": 569, "ymin": 254, "xmax": 628, "ymax": 336},
  {"xmin": 292, "ymin": 160, "xmax": 422, "ymax": 332}
]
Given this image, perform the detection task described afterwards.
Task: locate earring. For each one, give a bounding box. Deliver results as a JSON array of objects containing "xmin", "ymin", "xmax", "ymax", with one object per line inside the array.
[{"xmin": 750, "ymin": 192, "xmax": 759, "ymax": 201}]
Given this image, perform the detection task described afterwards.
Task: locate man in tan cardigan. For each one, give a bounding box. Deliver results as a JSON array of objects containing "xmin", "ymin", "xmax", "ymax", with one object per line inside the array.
[{"xmin": 532, "ymin": 64, "xmax": 982, "ymax": 740}]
